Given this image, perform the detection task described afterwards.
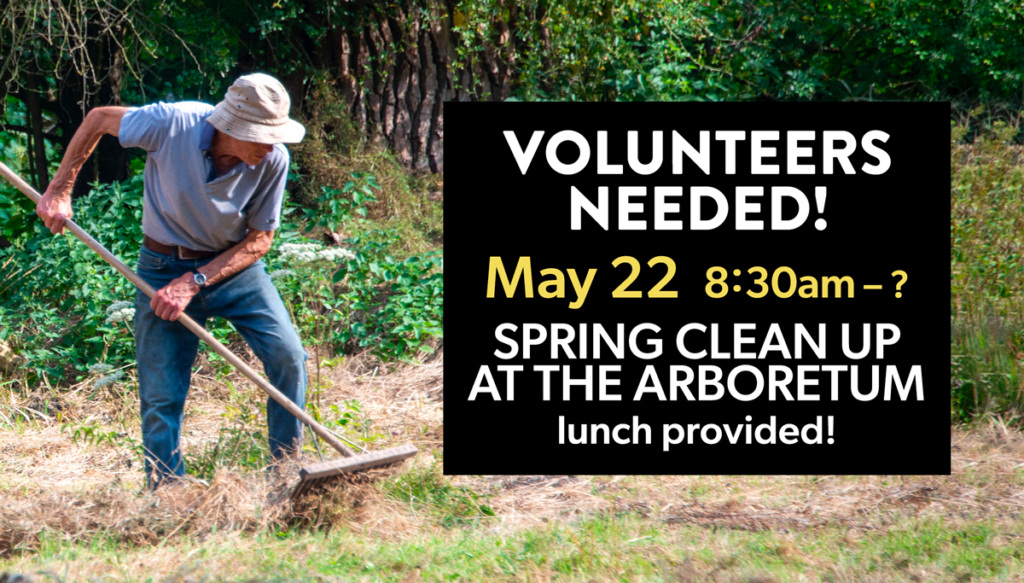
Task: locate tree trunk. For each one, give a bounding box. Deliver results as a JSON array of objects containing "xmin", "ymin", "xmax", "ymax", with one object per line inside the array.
[
  {"xmin": 24, "ymin": 73, "xmax": 49, "ymax": 192},
  {"xmin": 52, "ymin": 61, "xmax": 92, "ymax": 199},
  {"xmin": 0, "ymin": 77, "xmax": 7, "ymax": 125},
  {"xmin": 0, "ymin": 337, "xmax": 22, "ymax": 375},
  {"xmin": 95, "ymin": 22, "xmax": 129, "ymax": 184},
  {"xmin": 319, "ymin": 0, "xmax": 519, "ymax": 173}
]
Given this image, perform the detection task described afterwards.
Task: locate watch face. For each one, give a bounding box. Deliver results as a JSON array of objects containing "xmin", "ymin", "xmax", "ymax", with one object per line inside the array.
[{"xmin": 194, "ymin": 273, "xmax": 207, "ymax": 286}]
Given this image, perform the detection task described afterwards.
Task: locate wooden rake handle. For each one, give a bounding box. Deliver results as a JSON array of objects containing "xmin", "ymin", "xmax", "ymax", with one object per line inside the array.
[{"xmin": 0, "ymin": 161, "xmax": 357, "ymax": 458}]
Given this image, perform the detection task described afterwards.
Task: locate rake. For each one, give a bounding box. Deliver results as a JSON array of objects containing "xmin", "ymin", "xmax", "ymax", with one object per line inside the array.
[{"xmin": 0, "ymin": 161, "xmax": 417, "ymax": 500}]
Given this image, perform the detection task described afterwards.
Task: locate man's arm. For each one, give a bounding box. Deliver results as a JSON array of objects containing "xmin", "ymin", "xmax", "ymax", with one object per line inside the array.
[
  {"xmin": 36, "ymin": 106, "xmax": 130, "ymax": 235},
  {"xmin": 150, "ymin": 229, "xmax": 275, "ymax": 321}
]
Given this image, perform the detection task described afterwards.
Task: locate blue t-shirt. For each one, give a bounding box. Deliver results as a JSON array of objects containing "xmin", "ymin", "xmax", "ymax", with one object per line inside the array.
[{"xmin": 119, "ymin": 101, "xmax": 289, "ymax": 251}]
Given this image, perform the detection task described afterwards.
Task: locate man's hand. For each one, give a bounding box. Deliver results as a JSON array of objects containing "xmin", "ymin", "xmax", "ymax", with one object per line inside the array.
[
  {"xmin": 151, "ymin": 274, "xmax": 200, "ymax": 321},
  {"xmin": 36, "ymin": 189, "xmax": 74, "ymax": 235}
]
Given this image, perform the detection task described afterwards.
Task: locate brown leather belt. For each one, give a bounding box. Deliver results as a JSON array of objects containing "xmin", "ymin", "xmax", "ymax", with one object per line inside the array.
[{"xmin": 143, "ymin": 235, "xmax": 219, "ymax": 260}]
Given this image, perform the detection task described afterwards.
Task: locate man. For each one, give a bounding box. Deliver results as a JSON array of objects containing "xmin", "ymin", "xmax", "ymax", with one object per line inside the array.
[{"xmin": 36, "ymin": 73, "xmax": 309, "ymax": 488}]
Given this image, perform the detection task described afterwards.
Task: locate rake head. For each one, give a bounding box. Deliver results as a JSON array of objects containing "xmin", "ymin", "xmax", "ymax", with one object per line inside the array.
[{"xmin": 289, "ymin": 444, "xmax": 418, "ymax": 500}]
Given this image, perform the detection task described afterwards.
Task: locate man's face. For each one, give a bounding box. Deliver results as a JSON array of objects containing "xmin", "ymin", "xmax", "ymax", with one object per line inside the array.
[
  {"xmin": 239, "ymin": 139, "xmax": 275, "ymax": 166},
  {"xmin": 221, "ymin": 132, "xmax": 275, "ymax": 166}
]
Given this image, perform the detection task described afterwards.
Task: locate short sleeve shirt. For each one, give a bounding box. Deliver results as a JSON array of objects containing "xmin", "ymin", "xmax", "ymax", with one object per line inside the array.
[{"xmin": 119, "ymin": 101, "xmax": 289, "ymax": 251}]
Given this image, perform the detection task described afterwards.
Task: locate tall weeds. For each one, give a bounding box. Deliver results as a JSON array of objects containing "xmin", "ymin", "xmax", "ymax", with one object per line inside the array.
[{"xmin": 951, "ymin": 118, "xmax": 1024, "ymax": 423}]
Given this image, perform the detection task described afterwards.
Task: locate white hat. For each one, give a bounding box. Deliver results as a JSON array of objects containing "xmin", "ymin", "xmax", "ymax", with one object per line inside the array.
[{"xmin": 208, "ymin": 73, "xmax": 306, "ymax": 144}]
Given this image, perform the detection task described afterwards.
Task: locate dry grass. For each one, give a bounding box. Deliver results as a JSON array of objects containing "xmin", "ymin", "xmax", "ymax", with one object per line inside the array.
[
  {"xmin": 0, "ymin": 348, "xmax": 445, "ymax": 557},
  {"xmin": 1, "ymin": 351, "xmax": 1023, "ymax": 577},
  {"xmin": 453, "ymin": 424, "xmax": 1024, "ymax": 536}
]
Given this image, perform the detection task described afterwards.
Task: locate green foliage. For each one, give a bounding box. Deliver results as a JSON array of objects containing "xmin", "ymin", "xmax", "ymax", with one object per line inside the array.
[
  {"xmin": 458, "ymin": 0, "xmax": 1023, "ymax": 105},
  {"xmin": 321, "ymin": 398, "xmax": 381, "ymax": 446},
  {"xmin": 452, "ymin": 0, "xmax": 706, "ymax": 102},
  {"xmin": 10, "ymin": 512, "xmax": 1024, "ymax": 582},
  {"xmin": 950, "ymin": 117, "xmax": 1024, "ymax": 422},
  {"xmin": 331, "ymin": 230, "xmax": 443, "ymax": 360},
  {"xmin": 11, "ymin": 0, "xmax": 1018, "ymax": 112},
  {"xmin": 699, "ymin": 0, "xmax": 1024, "ymax": 103},
  {"xmin": 862, "ymin": 521, "xmax": 1019, "ymax": 576},
  {"xmin": 286, "ymin": 82, "xmax": 444, "ymax": 256},
  {"xmin": 0, "ymin": 176, "xmax": 144, "ymax": 387},
  {"xmin": 270, "ymin": 225, "xmax": 443, "ymax": 363},
  {"xmin": 0, "ymin": 158, "xmax": 442, "ymax": 399},
  {"xmin": 62, "ymin": 421, "xmax": 135, "ymax": 449},
  {"xmin": 123, "ymin": 0, "xmax": 240, "ymax": 104},
  {"xmin": 60, "ymin": 420, "xmax": 144, "ymax": 465},
  {"xmin": 302, "ymin": 172, "xmax": 382, "ymax": 234}
]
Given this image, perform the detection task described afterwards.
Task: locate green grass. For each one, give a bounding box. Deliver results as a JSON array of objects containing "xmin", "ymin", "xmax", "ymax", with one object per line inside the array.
[{"xmin": 5, "ymin": 514, "xmax": 1022, "ymax": 582}]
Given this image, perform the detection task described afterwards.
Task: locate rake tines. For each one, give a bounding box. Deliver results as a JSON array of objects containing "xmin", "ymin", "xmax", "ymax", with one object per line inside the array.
[{"xmin": 290, "ymin": 444, "xmax": 418, "ymax": 500}]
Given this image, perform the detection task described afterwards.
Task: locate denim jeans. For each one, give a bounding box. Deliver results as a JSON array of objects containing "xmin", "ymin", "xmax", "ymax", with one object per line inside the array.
[{"xmin": 134, "ymin": 246, "xmax": 307, "ymax": 488}]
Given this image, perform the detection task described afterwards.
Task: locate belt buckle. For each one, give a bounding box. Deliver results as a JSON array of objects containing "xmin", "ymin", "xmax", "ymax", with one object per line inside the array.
[{"xmin": 177, "ymin": 245, "xmax": 190, "ymax": 260}]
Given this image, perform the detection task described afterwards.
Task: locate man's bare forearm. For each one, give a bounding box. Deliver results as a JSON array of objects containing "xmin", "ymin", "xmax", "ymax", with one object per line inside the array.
[
  {"xmin": 150, "ymin": 230, "xmax": 274, "ymax": 321},
  {"xmin": 197, "ymin": 229, "xmax": 274, "ymax": 286},
  {"xmin": 48, "ymin": 107, "xmax": 129, "ymax": 199},
  {"xmin": 37, "ymin": 106, "xmax": 129, "ymax": 234}
]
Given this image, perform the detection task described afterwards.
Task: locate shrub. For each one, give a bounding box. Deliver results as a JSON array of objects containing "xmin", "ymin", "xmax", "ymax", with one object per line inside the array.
[{"xmin": 0, "ymin": 176, "xmax": 144, "ymax": 386}]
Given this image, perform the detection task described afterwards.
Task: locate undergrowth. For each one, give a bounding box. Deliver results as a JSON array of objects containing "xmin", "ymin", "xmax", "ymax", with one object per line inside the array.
[
  {"xmin": 289, "ymin": 81, "xmax": 444, "ymax": 255},
  {"xmin": 951, "ymin": 116, "xmax": 1024, "ymax": 423}
]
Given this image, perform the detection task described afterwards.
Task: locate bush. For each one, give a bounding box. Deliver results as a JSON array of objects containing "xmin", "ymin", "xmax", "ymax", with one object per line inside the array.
[
  {"xmin": 0, "ymin": 175, "xmax": 145, "ymax": 386},
  {"xmin": 268, "ymin": 225, "xmax": 444, "ymax": 363}
]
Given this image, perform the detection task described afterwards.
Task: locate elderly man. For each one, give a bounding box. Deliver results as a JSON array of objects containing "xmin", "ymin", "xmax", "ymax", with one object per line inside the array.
[{"xmin": 36, "ymin": 73, "xmax": 308, "ymax": 488}]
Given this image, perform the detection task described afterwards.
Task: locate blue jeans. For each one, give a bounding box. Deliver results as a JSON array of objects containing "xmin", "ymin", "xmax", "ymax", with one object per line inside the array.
[{"xmin": 134, "ymin": 246, "xmax": 307, "ymax": 488}]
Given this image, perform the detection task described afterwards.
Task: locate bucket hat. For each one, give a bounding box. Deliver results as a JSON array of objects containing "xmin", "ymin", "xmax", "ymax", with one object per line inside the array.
[{"xmin": 207, "ymin": 73, "xmax": 306, "ymax": 144}]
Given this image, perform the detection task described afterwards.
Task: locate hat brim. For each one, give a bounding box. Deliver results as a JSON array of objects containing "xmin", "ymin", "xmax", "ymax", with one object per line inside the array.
[{"xmin": 208, "ymin": 103, "xmax": 306, "ymax": 144}]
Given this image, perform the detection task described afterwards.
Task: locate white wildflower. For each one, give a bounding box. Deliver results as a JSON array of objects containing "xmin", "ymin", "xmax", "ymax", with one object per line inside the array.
[
  {"xmin": 94, "ymin": 370, "xmax": 124, "ymax": 389},
  {"xmin": 270, "ymin": 269, "xmax": 295, "ymax": 280},
  {"xmin": 280, "ymin": 243, "xmax": 321, "ymax": 253},
  {"xmin": 278, "ymin": 243, "xmax": 325, "ymax": 265},
  {"xmin": 279, "ymin": 243, "xmax": 321, "ymax": 256},
  {"xmin": 105, "ymin": 300, "xmax": 133, "ymax": 315},
  {"xmin": 105, "ymin": 308, "xmax": 136, "ymax": 324},
  {"xmin": 88, "ymin": 363, "xmax": 113, "ymax": 374},
  {"xmin": 317, "ymin": 248, "xmax": 354, "ymax": 262},
  {"xmin": 278, "ymin": 242, "xmax": 354, "ymax": 265}
]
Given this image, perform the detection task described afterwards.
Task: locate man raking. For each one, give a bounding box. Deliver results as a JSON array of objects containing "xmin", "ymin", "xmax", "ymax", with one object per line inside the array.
[{"xmin": 37, "ymin": 74, "xmax": 315, "ymax": 488}]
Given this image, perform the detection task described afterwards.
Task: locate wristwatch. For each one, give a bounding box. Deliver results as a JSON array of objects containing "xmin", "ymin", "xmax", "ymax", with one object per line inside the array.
[{"xmin": 192, "ymin": 272, "xmax": 208, "ymax": 288}]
